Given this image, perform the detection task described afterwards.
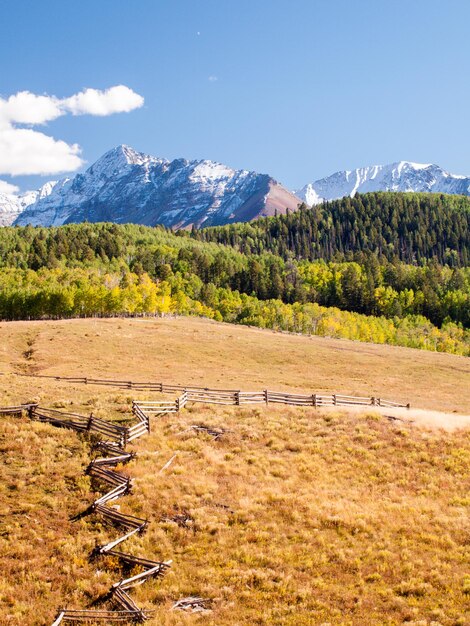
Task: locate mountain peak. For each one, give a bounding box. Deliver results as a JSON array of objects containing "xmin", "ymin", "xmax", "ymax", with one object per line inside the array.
[
  {"xmin": 395, "ymin": 160, "xmax": 432, "ymax": 170},
  {"xmin": 98, "ymin": 144, "xmax": 165, "ymax": 167},
  {"xmin": 14, "ymin": 145, "xmax": 300, "ymax": 228}
]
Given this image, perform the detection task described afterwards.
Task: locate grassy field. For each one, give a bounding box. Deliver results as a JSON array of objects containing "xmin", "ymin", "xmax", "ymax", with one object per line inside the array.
[
  {"xmin": 0, "ymin": 316, "xmax": 469, "ymax": 413},
  {"xmin": 0, "ymin": 317, "xmax": 469, "ymax": 625}
]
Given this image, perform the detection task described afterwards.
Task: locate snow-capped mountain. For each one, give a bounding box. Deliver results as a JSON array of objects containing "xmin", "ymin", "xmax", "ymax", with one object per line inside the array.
[
  {"xmin": 297, "ymin": 161, "xmax": 470, "ymax": 205},
  {"xmin": 10, "ymin": 154, "xmax": 470, "ymax": 228},
  {"xmin": 0, "ymin": 194, "xmax": 23, "ymax": 226},
  {"xmin": 14, "ymin": 145, "xmax": 301, "ymax": 228},
  {"xmin": 0, "ymin": 181, "xmax": 58, "ymax": 226}
]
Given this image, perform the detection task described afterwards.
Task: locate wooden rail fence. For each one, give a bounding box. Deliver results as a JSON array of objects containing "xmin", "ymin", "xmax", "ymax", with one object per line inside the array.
[
  {"xmin": 1, "ymin": 401, "xmax": 173, "ymax": 624},
  {"xmin": 133, "ymin": 390, "xmax": 409, "ymax": 416},
  {"xmin": 17, "ymin": 372, "xmax": 410, "ymax": 409},
  {"xmin": 0, "ymin": 403, "xmax": 37, "ymax": 417}
]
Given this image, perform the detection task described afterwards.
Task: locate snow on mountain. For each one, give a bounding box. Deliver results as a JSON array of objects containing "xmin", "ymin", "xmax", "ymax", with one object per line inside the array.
[
  {"xmin": 14, "ymin": 145, "xmax": 301, "ymax": 228},
  {"xmin": 0, "ymin": 193, "xmax": 23, "ymax": 226},
  {"xmin": 297, "ymin": 161, "xmax": 470, "ymax": 205},
  {"xmin": 9, "ymin": 154, "xmax": 470, "ymax": 229},
  {"xmin": 0, "ymin": 181, "xmax": 58, "ymax": 226}
]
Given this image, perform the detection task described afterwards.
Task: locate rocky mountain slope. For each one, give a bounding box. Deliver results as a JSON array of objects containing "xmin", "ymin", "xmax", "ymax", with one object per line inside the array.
[
  {"xmin": 14, "ymin": 145, "xmax": 301, "ymax": 228},
  {"xmin": 296, "ymin": 161, "xmax": 470, "ymax": 205},
  {"xmin": 0, "ymin": 193, "xmax": 24, "ymax": 226},
  {"xmin": 0, "ymin": 182, "xmax": 58, "ymax": 226}
]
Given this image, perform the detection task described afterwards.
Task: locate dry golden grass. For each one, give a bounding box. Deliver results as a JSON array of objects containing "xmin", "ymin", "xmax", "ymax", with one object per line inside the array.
[
  {"xmin": 0, "ymin": 317, "xmax": 469, "ymax": 625},
  {"xmin": 1, "ymin": 405, "xmax": 469, "ymax": 625},
  {"xmin": 121, "ymin": 406, "xmax": 470, "ymax": 625},
  {"xmin": 0, "ymin": 316, "xmax": 469, "ymax": 413},
  {"xmin": 0, "ymin": 419, "xmax": 106, "ymax": 625}
]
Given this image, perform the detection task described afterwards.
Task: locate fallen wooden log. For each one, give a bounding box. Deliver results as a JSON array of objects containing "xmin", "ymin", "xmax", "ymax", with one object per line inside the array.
[
  {"xmin": 159, "ymin": 453, "xmax": 177, "ymax": 474},
  {"xmin": 190, "ymin": 424, "xmax": 229, "ymax": 440},
  {"xmin": 172, "ymin": 596, "xmax": 212, "ymax": 613},
  {"xmin": 53, "ymin": 608, "xmax": 151, "ymax": 622}
]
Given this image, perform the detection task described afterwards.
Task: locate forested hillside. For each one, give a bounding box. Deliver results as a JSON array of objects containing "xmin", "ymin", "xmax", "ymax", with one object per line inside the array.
[
  {"xmin": 0, "ymin": 219, "xmax": 468, "ymax": 355},
  {"xmin": 193, "ymin": 192, "xmax": 470, "ymax": 266}
]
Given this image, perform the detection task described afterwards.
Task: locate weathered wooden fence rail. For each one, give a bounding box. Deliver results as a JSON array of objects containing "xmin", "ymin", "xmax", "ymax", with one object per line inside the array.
[
  {"xmin": 17, "ymin": 373, "xmax": 410, "ymax": 409},
  {"xmin": 134, "ymin": 390, "xmax": 410, "ymax": 415},
  {"xmin": 31, "ymin": 406, "xmax": 129, "ymax": 446},
  {"xmin": 0, "ymin": 403, "xmax": 37, "ymax": 417},
  {"xmin": 51, "ymin": 609, "xmax": 153, "ymax": 625}
]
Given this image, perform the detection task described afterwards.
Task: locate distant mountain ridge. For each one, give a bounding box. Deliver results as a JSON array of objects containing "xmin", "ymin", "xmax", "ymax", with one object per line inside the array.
[
  {"xmin": 296, "ymin": 161, "xmax": 470, "ymax": 205},
  {"xmin": 0, "ymin": 182, "xmax": 58, "ymax": 226},
  {"xmin": 13, "ymin": 145, "xmax": 301, "ymax": 228},
  {"xmin": 5, "ymin": 152, "xmax": 470, "ymax": 228}
]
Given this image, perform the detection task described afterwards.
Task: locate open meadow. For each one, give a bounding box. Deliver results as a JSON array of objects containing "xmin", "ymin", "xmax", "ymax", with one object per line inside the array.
[
  {"xmin": 1, "ymin": 316, "xmax": 469, "ymax": 414},
  {"xmin": 0, "ymin": 317, "xmax": 469, "ymax": 625}
]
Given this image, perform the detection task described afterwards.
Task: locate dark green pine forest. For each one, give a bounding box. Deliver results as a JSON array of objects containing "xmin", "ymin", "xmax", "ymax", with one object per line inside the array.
[
  {"xmin": 193, "ymin": 192, "xmax": 469, "ymax": 266},
  {"xmin": 0, "ymin": 192, "xmax": 469, "ymax": 355}
]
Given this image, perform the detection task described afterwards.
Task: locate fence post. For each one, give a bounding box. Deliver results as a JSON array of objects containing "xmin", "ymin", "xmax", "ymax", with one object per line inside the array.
[
  {"xmin": 235, "ymin": 391, "xmax": 240, "ymax": 406},
  {"xmin": 87, "ymin": 413, "xmax": 94, "ymax": 430},
  {"xmin": 51, "ymin": 611, "xmax": 65, "ymax": 626},
  {"xmin": 264, "ymin": 390, "xmax": 268, "ymax": 404},
  {"xmin": 333, "ymin": 394, "xmax": 336, "ymax": 405},
  {"xmin": 312, "ymin": 394, "xmax": 316, "ymax": 407}
]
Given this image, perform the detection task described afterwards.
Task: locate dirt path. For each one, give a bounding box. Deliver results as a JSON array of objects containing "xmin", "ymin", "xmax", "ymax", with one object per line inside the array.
[{"xmin": 323, "ymin": 404, "xmax": 470, "ymax": 432}]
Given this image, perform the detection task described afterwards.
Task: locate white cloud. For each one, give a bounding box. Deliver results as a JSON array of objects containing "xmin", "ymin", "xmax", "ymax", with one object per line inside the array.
[
  {"xmin": 0, "ymin": 127, "xmax": 82, "ymax": 176},
  {"xmin": 208, "ymin": 75, "xmax": 218, "ymax": 82},
  {"xmin": 0, "ymin": 179, "xmax": 19, "ymax": 195},
  {"xmin": 0, "ymin": 91, "xmax": 62, "ymax": 127},
  {"xmin": 62, "ymin": 85, "xmax": 144, "ymax": 116},
  {"xmin": 0, "ymin": 85, "xmax": 144, "ymax": 176}
]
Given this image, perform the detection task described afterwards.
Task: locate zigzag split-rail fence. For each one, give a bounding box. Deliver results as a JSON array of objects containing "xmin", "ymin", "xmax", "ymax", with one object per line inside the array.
[
  {"xmin": 1, "ymin": 400, "xmax": 178, "ymax": 624},
  {"xmin": 1, "ymin": 380, "xmax": 409, "ymax": 623}
]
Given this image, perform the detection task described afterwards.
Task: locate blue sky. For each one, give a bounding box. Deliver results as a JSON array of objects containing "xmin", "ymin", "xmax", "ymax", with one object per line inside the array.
[{"xmin": 2, "ymin": 0, "xmax": 470, "ymax": 193}]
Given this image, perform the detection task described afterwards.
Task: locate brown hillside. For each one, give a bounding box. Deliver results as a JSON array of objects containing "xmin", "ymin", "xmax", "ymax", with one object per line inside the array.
[{"xmin": 0, "ymin": 316, "xmax": 468, "ymax": 414}]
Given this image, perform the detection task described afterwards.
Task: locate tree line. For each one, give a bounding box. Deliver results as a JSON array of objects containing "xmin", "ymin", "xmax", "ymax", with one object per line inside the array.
[
  {"xmin": 0, "ymin": 266, "xmax": 467, "ymax": 356},
  {"xmin": 1, "ymin": 221, "xmax": 467, "ymax": 328},
  {"xmin": 192, "ymin": 192, "xmax": 470, "ymax": 266},
  {"xmin": 0, "ymin": 213, "xmax": 468, "ymax": 355}
]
